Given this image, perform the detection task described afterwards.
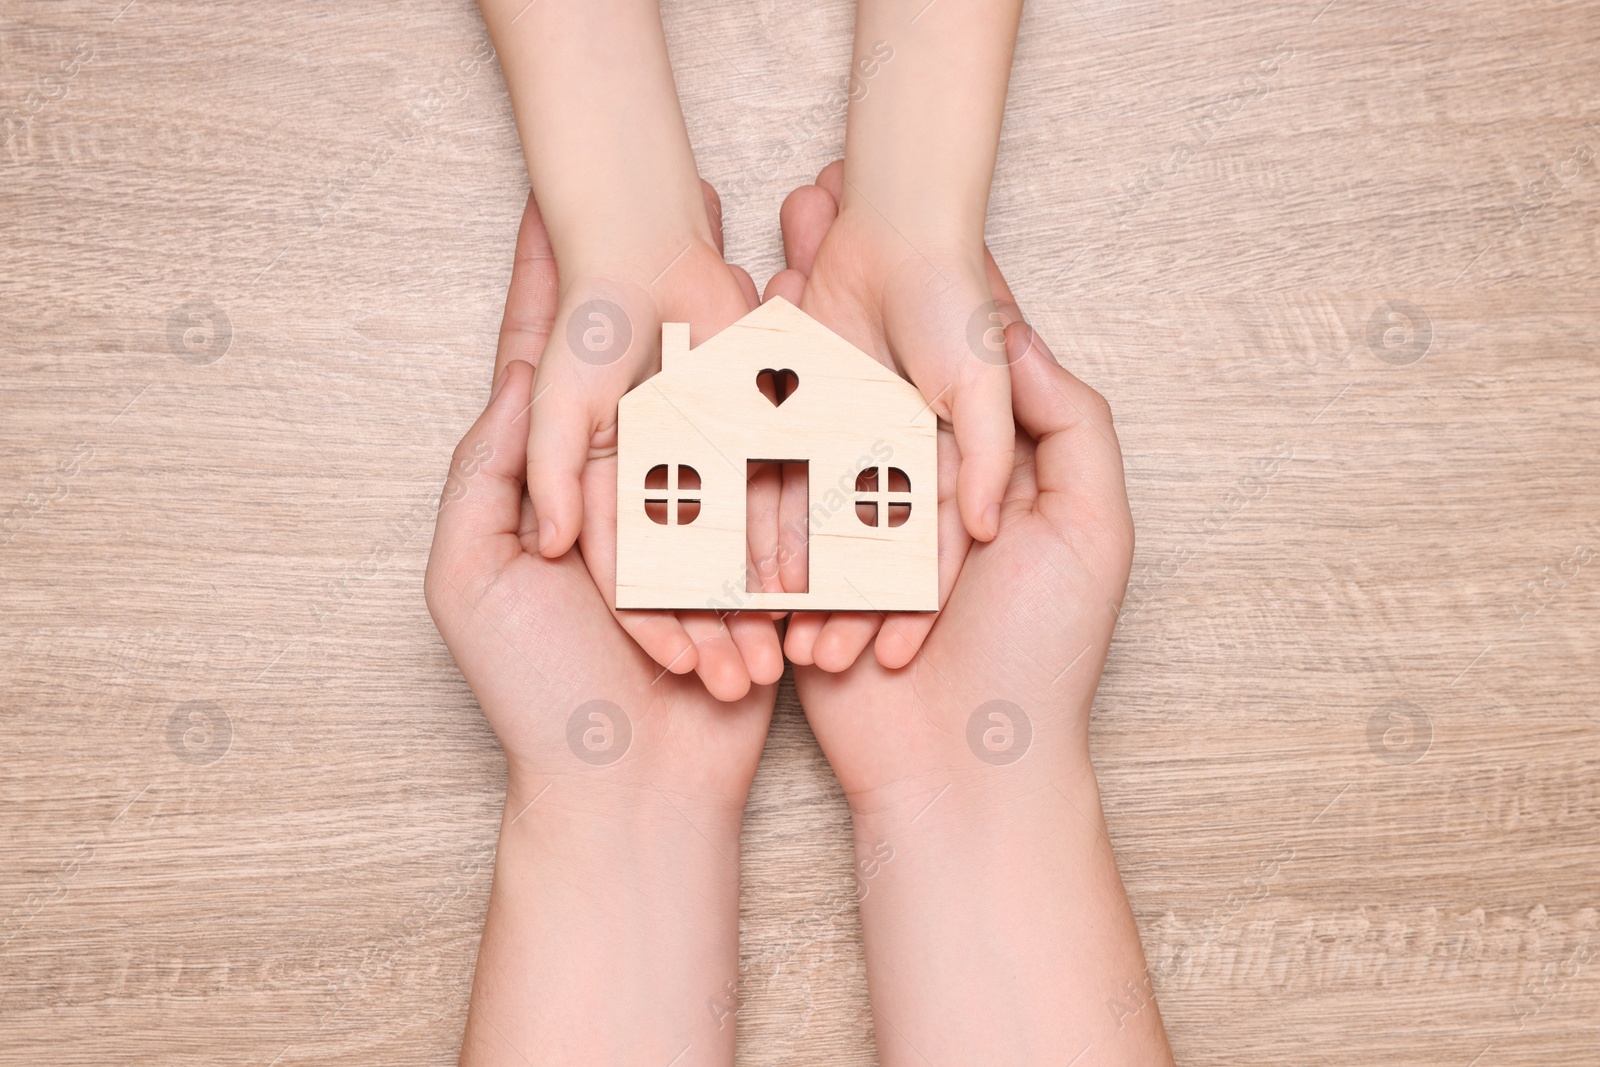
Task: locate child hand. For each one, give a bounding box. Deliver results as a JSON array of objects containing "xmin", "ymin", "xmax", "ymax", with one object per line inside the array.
[
  {"xmin": 491, "ymin": 186, "xmax": 787, "ymax": 702},
  {"xmin": 766, "ymin": 161, "xmax": 1025, "ymax": 671}
]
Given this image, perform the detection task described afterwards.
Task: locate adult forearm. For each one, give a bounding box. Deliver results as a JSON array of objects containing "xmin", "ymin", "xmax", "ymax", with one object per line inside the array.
[
  {"xmin": 848, "ymin": 761, "xmax": 1174, "ymax": 1066},
  {"xmin": 843, "ymin": 0, "xmax": 1023, "ymax": 247},
  {"xmin": 460, "ymin": 777, "xmax": 744, "ymax": 1067},
  {"xmin": 478, "ymin": 0, "xmax": 710, "ymax": 277}
]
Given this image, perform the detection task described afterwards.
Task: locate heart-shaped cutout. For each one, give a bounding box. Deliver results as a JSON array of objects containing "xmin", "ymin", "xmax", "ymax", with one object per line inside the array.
[{"xmin": 756, "ymin": 368, "xmax": 799, "ymax": 407}]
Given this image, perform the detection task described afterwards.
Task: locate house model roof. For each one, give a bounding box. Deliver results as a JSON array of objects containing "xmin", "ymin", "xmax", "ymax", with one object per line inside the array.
[{"xmin": 654, "ymin": 296, "xmax": 920, "ymax": 390}]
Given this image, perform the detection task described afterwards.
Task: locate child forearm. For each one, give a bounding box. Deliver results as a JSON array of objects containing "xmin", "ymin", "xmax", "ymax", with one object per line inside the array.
[
  {"xmin": 477, "ymin": 0, "xmax": 712, "ymax": 278},
  {"xmin": 843, "ymin": 0, "xmax": 1023, "ymax": 249},
  {"xmin": 473, "ymin": 0, "xmax": 782, "ymax": 696}
]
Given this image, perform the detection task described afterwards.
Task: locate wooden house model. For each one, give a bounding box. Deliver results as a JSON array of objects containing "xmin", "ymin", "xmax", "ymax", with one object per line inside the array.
[{"xmin": 614, "ymin": 297, "xmax": 937, "ymax": 612}]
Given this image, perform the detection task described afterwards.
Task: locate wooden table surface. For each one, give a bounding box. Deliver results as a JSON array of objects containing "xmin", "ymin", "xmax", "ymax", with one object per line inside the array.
[{"xmin": 4, "ymin": 1, "xmax": 1597, "ymax": 1063}]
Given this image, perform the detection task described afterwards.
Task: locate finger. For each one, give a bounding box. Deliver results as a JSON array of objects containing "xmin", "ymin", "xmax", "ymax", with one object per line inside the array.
[
  {"xmin": 701, "ymin": 179, "xmax": 725, "ymax": 256},
  {"xmin": 683, "ymin": 613, "xmax": 752, "ymax": 702},
  {"xmin": 524, "ymin": 356, "xmax": 609, "ymax": 558},
  {"xmin": 874, "ymin": 613, "xmax": 932, "ymax": 670},
  {"xmin": 811, "ymin": 613, "xmax": 882, "ymax": 673},
  {"xmin": 432, "ymin": 361, "xmax": 537, "ymax": 559},
  {"xmin": 815, "ymin": 159, "xmax": 844, "ymax": 204},
  {"xmin": 783, "ymin": 612, "xmax": 827, "ymax": 666},
  {"xmin": 777, "ymin": 461, "xmax": 809, "ymax": 594},
  {"xmin": 494, "ymin": 191, "xmax": 559, "ymax": 382},
  {"xmin": 888, "ymin": 266, "xmax": 1015, "ymax": 543},
  {"xmin": 876, "ymin": 449, "xmax": 969, "ymax": 666},
  {"xmin": 1007, "ymin": 323, "xmax": 1127, "ymax": 511},
  {"xmin": 979, "ymin": 246, "xmax": 1050, "ymax": 386},
  {"xmin": 764, "ymin": 267, "xmax": 808, "ymax": 305},
  {"xmin": 744, "ymin": 453, "xmax": 796, "ymax": 620},
  {"xmin": 873, "ymin": 512, "xmax": 964, "ymax": 668},
  {"xmin": 746, "ymin": 460, "xmax": 784, "ymax": 594},
  {"xmin": 579, "ymin": 451, "xmax": 699, "ymax": 675},
  {"xmin": 726, "ymin": 612, "xmax": 785, "ymax": 687},
  {"xmin": 982, "ymin": 244, "xmax": 1015, "ymax": 307},
  {"xmin": 779, "ymin": 183, "xmax": 838, "ymax": 275},
  {"xmin": 729, "ymin": 264, "xmax": 760, "ymax": 310},
  {"xmin": 617, "ymin": 610, "xmax": 699, "ymax": 677},
  {"xmin": 949, "ymin": 363, "xmax": 1015, "ymax": 542}
]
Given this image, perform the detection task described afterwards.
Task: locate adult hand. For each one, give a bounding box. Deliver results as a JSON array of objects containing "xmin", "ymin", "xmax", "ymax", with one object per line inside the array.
[
  {"xmin": 425, "ymin": 354, "xmax": 776, "ymax": 800},
  {"xmin": 785, "ymin": 223, "xmax": 1173, "ymax": 1063},
  {"xmin": 790, "ymin": 267, "xmax": 1133, "ymax": 808},
  {"xmin": 425, "ymin": 356, "xmax": 774, "ymax": 1065}
]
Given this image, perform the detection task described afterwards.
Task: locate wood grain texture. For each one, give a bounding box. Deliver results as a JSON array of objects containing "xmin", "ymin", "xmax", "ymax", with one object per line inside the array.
[{"xmin": 2, "ymin": 0, "xmax": 1597, "ymax": 1064}]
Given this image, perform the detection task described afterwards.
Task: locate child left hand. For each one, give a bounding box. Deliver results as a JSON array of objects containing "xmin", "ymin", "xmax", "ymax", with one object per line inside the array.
[{"xmin": 488, "ymin": 186, "xmax": 792, "ymax": 702}]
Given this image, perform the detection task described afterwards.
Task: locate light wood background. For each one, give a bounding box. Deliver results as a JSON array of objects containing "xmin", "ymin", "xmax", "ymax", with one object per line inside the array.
[{"xmin": 3, "ymin": 1, "xmax": 1597, "ymax": 1064}]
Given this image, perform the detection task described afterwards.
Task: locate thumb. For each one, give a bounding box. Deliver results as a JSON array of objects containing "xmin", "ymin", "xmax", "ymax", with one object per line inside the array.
[
  {"xmin": 525, "ymin": 358, "xmax": 611, "ymax": 559},
  {"xmin": 525, "ymin": 292, "xmax": 644, "ymax": 558},
  {"xmin": 431, "ymin": 360, "xmax": 538, "ymax": 562},
  {"xmin": 888, "ymin": 279, "xmax": 1016, "ymax": 544},
  {"xmin": 1006, "ymin": 323, "xmax": 1128, "ymax": 524},
  {"xmin": 947, "ymin": 355, "xmax": 1015, "ymax": 542},
  {"xmin": 493, "ymin": 191, "xmax": 558, "ymax": 381}
]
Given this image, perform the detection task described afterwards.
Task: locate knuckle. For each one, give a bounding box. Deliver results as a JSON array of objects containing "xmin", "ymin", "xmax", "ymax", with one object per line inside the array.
[
  {"xmin": 1083, "ymin": 386, "xmax": 1114, "ymax": 428},
  {"xmin": 447, "ymin": 436, "xmax": 478, "ymax": 479},
  {"xmin": 422, "ymin": 558, "xmax": 451, "ymax": 622}
]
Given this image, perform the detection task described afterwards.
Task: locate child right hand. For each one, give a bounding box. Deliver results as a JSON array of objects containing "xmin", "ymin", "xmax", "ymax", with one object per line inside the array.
[
  {"xmin": 766, "ymin": 161, "xmax": 1023, "ymax": 673},
  {"xmin": 490, "ymin": 184, "xmax": 788, "ymax": 702}
]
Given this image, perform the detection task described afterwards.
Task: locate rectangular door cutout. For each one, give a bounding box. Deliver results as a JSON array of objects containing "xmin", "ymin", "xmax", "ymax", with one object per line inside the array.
[{"xmin": 747, "ymin": 460, "xmax": 808, "ymax": 594}]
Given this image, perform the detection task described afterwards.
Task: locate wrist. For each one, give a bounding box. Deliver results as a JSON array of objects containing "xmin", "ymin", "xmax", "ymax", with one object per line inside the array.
[
  {"xmin": 548, "ymin": 213, "xmax": 717, "ymax": 293},
  {"xmin": 833, "ymin": 196, "xmax": 987, "ymax": 270},
  {"xmin": 503, "ymin": 764, "xmax": 749, "ymax": 843},
  {"xmin": 838, "ymin": 758, "xmax": 1168, "ymax": 1066},
  {"xmin": 502, "ymin": 771, "xmax": 746, "ymax": 860},
  {"xmin": 842, "ymin": 762, "xmax": 1107, "ymax": 942},
  {"xmin": 846, "ymin": 752, "xmax": 1095, "ymax": 829},
  {"xmin": 835, "ymin": 686, "xmax": 1099, "ymax": 823},
  {"xmin": 469, "ymin": 763, "xmax": 745, "ymax": 1063},
  {"xmin": 549, "ymin": 236, "xmax": 740, "ymax": 363}
]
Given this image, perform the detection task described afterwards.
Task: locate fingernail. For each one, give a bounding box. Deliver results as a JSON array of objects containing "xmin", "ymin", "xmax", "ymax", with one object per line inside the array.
[
  {"xmin": 490, "ymin": 366, "xmax": 509, "ymax": 404},
  {"xmin": 538, "ymin": 518, "xmax": 556, "ymax": 552},
  {"xmin": 984, "ymin": 504, "xmax": 1000, "ymax": 538}
]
